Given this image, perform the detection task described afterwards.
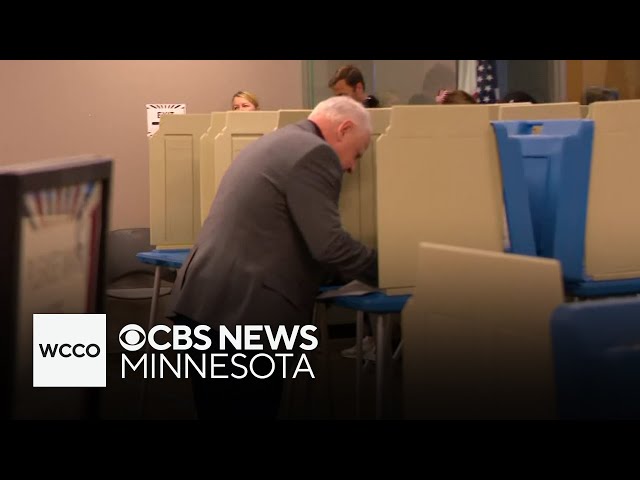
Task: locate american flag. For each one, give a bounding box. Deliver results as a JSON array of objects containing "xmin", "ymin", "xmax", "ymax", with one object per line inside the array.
[{"xmin": 476, "ymin": 60, "xmax": 499, "ymax": 103}]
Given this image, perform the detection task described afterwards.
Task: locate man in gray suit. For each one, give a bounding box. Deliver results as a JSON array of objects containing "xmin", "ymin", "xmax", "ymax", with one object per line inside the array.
[{"xmin": 168, "ymin": 96, "xmax": 378, "ymax": 419}]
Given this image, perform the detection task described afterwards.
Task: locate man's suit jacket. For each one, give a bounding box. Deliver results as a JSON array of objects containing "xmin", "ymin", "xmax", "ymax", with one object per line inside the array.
[{"xmin": 168, "ymin": 119, "xmax": 377, "ymax": 331}]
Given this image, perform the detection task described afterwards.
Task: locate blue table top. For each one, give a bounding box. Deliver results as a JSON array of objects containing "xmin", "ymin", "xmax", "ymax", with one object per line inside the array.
[
  {"xmin": 136, "ymin": 249, "xmax": 190, "ymax": 269},
  {"xmin": 133, "ymin": 256, "xmax": 409, "ymax": 312},
  {"xmin": 330, "ymin": 291, "xmax": 411, "ymax": 313}
]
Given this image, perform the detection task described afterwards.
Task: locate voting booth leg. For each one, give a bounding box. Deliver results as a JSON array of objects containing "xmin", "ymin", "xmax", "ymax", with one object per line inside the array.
[
  {"xmin": 376, "ymin": 314, "xmax": 393, "ymax": 419},
  {"xmin": 313, "ymin": 302, "xmax": 334, "ymax": 418},
  {"xmin": 355, "ymin": 310, "xmax": 365, "ymax": 419},
  {"xmin": 138, "ymin": 265, "xmax": 162, "ymax": 418}
]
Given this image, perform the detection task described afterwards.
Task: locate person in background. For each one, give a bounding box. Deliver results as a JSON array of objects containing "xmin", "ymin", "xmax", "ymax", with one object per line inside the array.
[
  {"xmin": 583, "ymin": 86, "xmax": 619, "ymax": 105},
  {"xmin": 435, "ymin": 89, "xmax": 477, "ymax": 104},
  {"xmin": 328, "ymin": 65, "xmax": 380, "ymax": 108},
  {"xmin": 167, "ymin": 96, "xmax": 378, "ymax": 419},
  {"xmin": 232, "ymin": 90, "xmax": 259, "ymax": 111},
  {"xmin": 501, "ymin": 90, "xmax": 537, "ymax": 103}
]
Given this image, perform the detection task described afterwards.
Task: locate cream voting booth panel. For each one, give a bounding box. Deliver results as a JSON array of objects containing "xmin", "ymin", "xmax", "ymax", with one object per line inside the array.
[
  {"xmin": 200, "ymin": 110, "xmax": 309, "ymax": 225},
  {"xmin": 341, "ymin": 108, "xmax": 390, "ymax": 248},
  {"xmin": 275, "ymin": 110, "xmax": 311, "ymax": 129},
  {"xmin": 585, "ymin": 100, "xmax": 640, "ymax": 280},
  {"xmin": 376, "ymin": 105, "xmax": 505, "ymax": 290},
  {"xmin": 402, "ymin": 243, "xmax": 564, "ymax": 419},
  {"xmin": 487, "ymin": 104, "xmax": 503, "ymax": 120},
  {"xmin": 498, "ymin": 102, "xmax": 581, "ymax": 120},
  {"xmin": 149, "ymin": 114, "xmax": 210, "ymax": 249},
  {"xmin": 205, "ymin": 110, "xmax": 309, "ymax": 218},
  {"xmin": 213, "ymin": 111, "xmax": 280, "ymax": 194},
  {"xmin": 199, "ymin": 112, "xmax": 227, "ymax": 225}
]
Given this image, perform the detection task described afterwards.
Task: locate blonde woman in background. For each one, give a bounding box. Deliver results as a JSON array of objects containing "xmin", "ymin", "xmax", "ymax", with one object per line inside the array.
[{"xmin": 232, "ymin": 91, "xmax": 260, "ymax": 111}]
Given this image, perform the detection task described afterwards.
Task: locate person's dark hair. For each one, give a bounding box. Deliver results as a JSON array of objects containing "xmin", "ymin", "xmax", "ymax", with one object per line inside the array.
[
  {"xmin": 583, "ymin": 86, "xmax": 619, "ymax": 105},
  {"xmin": 501, "ymin": 91, "xmax": 537, "ymax": 104},
  {"xmin": 328, "ymin": 65, "xmax": 366, "ymax": 90},
  {"xmin": 442, "ymin": 89, "xmax": 477, "ymax": 105},
  {"xmin": 363, "ymin": 95, "xmax": 380, "ymax": 108}
]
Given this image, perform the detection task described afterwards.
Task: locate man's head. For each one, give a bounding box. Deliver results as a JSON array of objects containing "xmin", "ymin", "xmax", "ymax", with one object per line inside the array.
[
  {"xmin": 328, "ymin": 65, "xmax": 367, "ymax": 104},
  {"xmin": 308, "ymin": 96, "xmax": 372, "ymax": 173}
]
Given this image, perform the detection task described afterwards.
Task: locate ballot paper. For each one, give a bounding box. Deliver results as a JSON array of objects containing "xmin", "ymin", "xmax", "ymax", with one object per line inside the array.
[{"xmin": 316, "ymin": 280, "xmax": 380, "ymax": 299}]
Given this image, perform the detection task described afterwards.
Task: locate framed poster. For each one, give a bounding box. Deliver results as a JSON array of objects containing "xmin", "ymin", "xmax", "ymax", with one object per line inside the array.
[{"xmin": 0, "ymin": 155, "xmax": 112, "ymax": 419}]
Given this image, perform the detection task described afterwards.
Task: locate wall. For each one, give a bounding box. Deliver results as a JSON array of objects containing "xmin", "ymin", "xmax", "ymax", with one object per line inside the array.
[
  {"xmin": 0, "ymin": 60, "xmax": 303, "ymax": 230},
  {"xmin": 376, "ymin": 60, "xmax": 456, "ymax": 105},
  {"xmin": 506, "ymin": 60, "xmax": 552, "ymax": 103},
  {"xmin": 567, "ymin": 60, "xmax": 640, "ymax": 102}
]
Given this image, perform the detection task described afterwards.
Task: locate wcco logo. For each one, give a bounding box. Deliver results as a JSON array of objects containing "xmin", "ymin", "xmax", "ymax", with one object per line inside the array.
[
  {"xmin": 33, "ymin": 314, "xmax": 106, "ymax": 387},
  {"xmin": 39, "ymin": 343, "xmax": 101, "ymax": 358}
]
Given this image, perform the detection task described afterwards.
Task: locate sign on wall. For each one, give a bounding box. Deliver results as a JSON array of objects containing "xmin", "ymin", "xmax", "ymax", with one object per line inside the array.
[{"xmin": 146, "ymin": 104, "xmax": 186, "ymax": 137}]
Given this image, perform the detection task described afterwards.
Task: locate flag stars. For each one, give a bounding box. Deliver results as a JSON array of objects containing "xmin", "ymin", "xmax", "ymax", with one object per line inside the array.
[{"xmin": 476, "ymin": 60, "xmax": 498, "ymax": 104}]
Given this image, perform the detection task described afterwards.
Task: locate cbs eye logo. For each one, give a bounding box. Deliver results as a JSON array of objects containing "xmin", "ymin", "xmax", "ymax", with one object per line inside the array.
[{"xmin": 119, "ymin": 324, "xmax": 146, "ymax": 351}]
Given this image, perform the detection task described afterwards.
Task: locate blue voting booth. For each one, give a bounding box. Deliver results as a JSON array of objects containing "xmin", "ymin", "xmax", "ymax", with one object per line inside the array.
[
  {"xmin": 492, "ymin": 119, "xmax": 640, "ymax": 297},
  {"xmin": 551, "ymin": 297, "xmax": 640, "ymax": 419}
]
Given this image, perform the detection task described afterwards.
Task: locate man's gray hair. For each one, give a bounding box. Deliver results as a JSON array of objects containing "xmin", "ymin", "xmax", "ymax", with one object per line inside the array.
[{"xmin": 309, "ymin": 96, "xmax": 372, "ymax": 134}]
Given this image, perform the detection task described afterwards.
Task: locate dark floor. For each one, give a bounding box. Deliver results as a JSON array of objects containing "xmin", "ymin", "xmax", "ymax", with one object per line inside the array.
[{"xmin": 100, "ymin": 296, "xmax": 404, "ymax": 420}]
